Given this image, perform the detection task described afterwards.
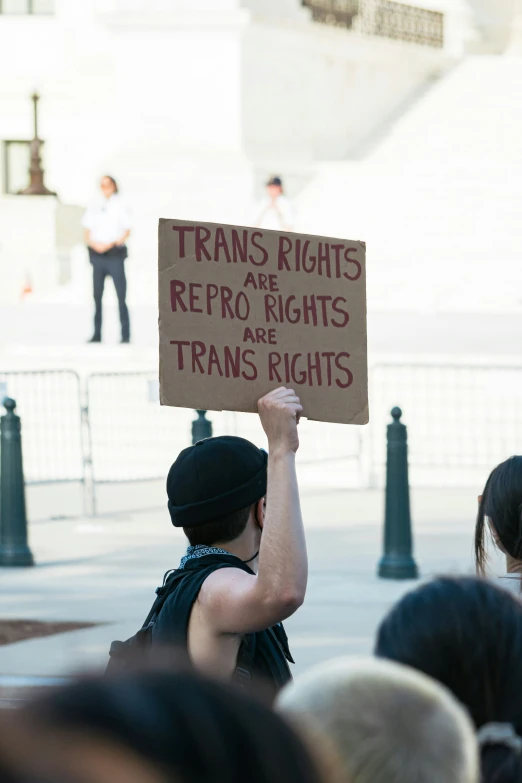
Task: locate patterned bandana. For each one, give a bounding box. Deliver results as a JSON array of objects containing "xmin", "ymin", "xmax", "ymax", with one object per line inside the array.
[{"xmin": 179, "ymin": 544, "xmax": 231, "ymax": 569}]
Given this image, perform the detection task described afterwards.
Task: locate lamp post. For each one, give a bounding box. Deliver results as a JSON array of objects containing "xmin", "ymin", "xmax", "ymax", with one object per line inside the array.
[{"xmin": 19, "ymin": 93, "xmax": 56, "ymax": 197}]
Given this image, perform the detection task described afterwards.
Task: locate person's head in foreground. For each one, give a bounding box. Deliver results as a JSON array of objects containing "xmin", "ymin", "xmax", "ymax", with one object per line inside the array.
[
  {"xmin": 376, "ymin": 576, "xmax": 522, "ymax": 783},
  {"xmin": 2, "ymin": 670, "xmax": 323, "ymax": 783},
  {"xmin": 278, "ymin": 656, "xmax": 478, "ymax": 783},
  {"xmin": 476, "ymin": 456, "xmax": 522, "ymax": 581}
]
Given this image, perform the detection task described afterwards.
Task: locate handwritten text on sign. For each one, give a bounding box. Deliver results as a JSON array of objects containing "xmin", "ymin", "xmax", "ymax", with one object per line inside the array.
[{"xmin": 158, "ymin": 219, "xmax": 368, "ymax": 425}]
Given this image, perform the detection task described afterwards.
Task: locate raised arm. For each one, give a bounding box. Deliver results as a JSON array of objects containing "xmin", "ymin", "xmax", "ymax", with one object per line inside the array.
[{"xmin": 199, "ymin": 387, "xmax": 307, "ymax": 634}]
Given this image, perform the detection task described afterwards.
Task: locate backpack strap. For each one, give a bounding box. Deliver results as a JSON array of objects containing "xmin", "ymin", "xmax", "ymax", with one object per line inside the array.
[
  {"xmin": 105, "ymin": 570, "xmax": 187, "ymax": 675},
  {"xmin": 141, "ymin": 569, "xmax": 185, "ymax": 629}
]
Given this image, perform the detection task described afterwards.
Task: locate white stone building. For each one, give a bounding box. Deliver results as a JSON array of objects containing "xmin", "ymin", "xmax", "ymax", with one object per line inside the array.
[{"xmin": 0, "ymin": 0, "xmax": 518, "ymax": 307}]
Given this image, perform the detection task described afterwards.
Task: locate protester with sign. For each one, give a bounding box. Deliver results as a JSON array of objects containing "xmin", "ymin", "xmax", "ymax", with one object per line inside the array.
[
  {"xmin": 144, "ymin": 386, "xmax": 305, "ymax": 700},
  {"xmin": 82, "ymin": 175, "xmax": 131, "ymax": 344},
  {"xmin": 254, "ymin": 176, "xmax": 295, "ymax": 232}
]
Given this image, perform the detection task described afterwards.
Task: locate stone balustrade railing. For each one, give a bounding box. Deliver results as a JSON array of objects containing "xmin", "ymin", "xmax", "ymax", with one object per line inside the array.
[{"xmin": 302, "ymin": 0, "xmax": 444, "ymax": 49}]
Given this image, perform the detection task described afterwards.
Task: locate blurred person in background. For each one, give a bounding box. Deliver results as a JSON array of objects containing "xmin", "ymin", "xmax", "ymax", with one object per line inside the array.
[
  {"xmin": 108, "ymin": 388, "xmax": 307, "ymax": 702},
  {"xmin": 0, "ymin": 670, "xmax": 324, "ymax": 783},
  {"xmin": 475, "ymin": 456, "xmax": 522, "ymax": 596},
  {"xmin": 279, "ymin": 656, "xmax": 478, "ymax": 783},
  {"xmin": 82, "ymin": 175, "xmax": 131, "ymax": 344},
  {"xmin": 254, "ymin": 175, "xmax": 295, "ymax": 232},
  {"xmin": 376, "ymin": 576, "xmax": 522, "ymax": 783}
]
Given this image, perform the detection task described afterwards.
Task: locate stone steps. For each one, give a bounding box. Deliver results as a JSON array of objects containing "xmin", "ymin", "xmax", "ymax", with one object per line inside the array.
[{"xmin": 295, "ymin": 55, "xmax": 522, "ymax": 312}]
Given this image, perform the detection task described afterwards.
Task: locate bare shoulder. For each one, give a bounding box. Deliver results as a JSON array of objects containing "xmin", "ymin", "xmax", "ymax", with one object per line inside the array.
[
  {"xmin": 198, "ymin": 566, "xmax": 255, "ymax": 608},
  {"xmin": 196, "ymin": 563, "xmax": 296, "ymax": 635}
]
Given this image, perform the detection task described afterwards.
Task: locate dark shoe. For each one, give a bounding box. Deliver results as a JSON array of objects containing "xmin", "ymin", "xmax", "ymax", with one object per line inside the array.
[
  {"xmin": 88, "ymin": 336, "xmax": 101, "ymax": 343},
  {"xmin": 120, "ymin": 338, "xmax": 130, "ymax": 344}
]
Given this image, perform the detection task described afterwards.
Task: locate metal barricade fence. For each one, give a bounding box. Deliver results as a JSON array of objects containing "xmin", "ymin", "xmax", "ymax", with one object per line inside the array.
[
  {"xmin": 85, "ymin": 372, "xmax": 365, "ymax": 511},
  {"xmin": 86, "ymin": 371, "xmax": 191, "ymax": 484},
  {"xmin": 218, "ymin": 410, "xmax": 364, "ymax": 489},
  {"xmin": 0, "ymin": 370, "xmax": 84, "ymax": 486},
  {"xmin": 369, "ymin": 362, "xmax": 522, "ymax": 487},
  {"xmin": 85, "ymin": 373, "xmax": 235, "ymax": 512},
  {"xmin": 4, "ymin": 364, "xmax": 522, "ymax": 516}
]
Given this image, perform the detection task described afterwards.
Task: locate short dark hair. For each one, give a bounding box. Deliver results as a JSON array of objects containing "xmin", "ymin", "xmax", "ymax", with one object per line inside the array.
[
  {"xmin": 376, "ymin": 576, "xmax": 522, "ymax": 783},
  {"xmin": 184, "ymin": 504, "xmax": 252, "ymax": 546},
  {"xmin": 475, "ymin": 455, "xmax": 522, "ymax": 575}
]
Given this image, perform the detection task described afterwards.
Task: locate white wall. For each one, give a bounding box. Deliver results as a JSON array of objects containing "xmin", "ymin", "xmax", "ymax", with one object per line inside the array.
[
  {"xmin": 241, "ymin": 0, "xmax": 308, "ymax": 19},
  {"xmin": 0, "ymin": 0, "xmax": 456, "ymax": 305},
  {"xmin": 0, "ymin": 0, "xmax": 452, "ymax": 191},
  {"xmin": 0, "ymin": 0, "xmax": 247, "ymax": 207},
  {"xmin": 0, "ymin": 197, "xmax": 61, "ymax": 301},
  {"xmin": 464, "ymin": 0, "xmax": 516, "ymax": 51},
  {"xmin": 241, "ymin": 22, "xmax": 446, "ymax": 162}
]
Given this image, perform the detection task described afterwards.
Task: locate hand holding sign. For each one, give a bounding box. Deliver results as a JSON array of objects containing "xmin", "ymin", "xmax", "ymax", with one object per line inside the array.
[
  {"xmin": 158, "ymin": 219, "xmax": 368, "ymax": 425},
  {"xmin": 258, "ymin": 387, "xmax": 303, "ymax": 455}
]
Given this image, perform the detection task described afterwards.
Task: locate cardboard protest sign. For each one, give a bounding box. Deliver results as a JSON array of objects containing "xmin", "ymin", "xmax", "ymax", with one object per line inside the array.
[{"xmin": 158, "ymin": 219, "xmax": 368, "ymax": 425}]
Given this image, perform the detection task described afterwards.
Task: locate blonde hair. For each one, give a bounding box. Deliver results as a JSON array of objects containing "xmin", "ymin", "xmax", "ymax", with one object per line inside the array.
[{"xmin": 278, "ymin": 657, "xmax": 478, "ymax": 783}]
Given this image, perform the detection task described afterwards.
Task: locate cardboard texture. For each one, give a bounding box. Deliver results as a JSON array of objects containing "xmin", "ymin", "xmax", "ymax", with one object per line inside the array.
[{"xmin": 158, "ymin": 219, "xmax": 368, "ymax": 425}]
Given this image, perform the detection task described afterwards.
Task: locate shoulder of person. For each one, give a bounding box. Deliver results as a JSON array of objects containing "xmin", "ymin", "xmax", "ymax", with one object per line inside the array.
[{"xmin": 198, "ymin": 565, "xmax": 254, "ymax": 606}]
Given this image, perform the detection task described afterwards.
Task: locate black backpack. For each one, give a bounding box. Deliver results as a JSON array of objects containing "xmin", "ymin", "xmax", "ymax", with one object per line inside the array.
[{"xmin": 106, "ymin": 568, "xmax": 256, "ymax": 686}]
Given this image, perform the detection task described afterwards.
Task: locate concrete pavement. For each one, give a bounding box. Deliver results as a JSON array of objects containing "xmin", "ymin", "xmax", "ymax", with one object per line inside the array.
[
  {"xmin": 2, "ymin": 302, "xmax": 522, "ymax": 357},
  {"xmin": 0, "ymin": 487, "xmax": 490, "ymax": 682}
]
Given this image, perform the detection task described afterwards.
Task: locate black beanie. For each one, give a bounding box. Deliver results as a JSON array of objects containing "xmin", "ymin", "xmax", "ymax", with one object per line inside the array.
[{"xmin": 166, "ymin": 436, "xmax": 267, "ymax": 528}]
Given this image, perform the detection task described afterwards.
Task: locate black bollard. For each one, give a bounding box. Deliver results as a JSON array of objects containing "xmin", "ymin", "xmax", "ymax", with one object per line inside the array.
[
  {"xmin": 192, "ymin": 410, "xmax": 213, "ymax": 445},
  {"xmin": 0, "ymin": 398, "xmax": 34, "ymax": 567},
  {"xmin": 378, "ymin": 407, "xmax": 418, "ymax": 580}
]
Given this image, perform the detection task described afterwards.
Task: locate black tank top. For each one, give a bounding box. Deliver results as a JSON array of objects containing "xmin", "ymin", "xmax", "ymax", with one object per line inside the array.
[{"xmin": 152, "ymin": 553, "xmax": 294, "ymax": 698}]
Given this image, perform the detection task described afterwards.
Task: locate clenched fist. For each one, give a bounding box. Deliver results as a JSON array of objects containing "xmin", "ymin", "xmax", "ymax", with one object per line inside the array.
[{"xmin": 257, "ymin": 387, "xmax": 303, "ymax": 456}]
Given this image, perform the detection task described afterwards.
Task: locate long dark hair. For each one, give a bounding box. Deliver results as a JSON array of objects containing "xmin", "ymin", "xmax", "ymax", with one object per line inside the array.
[
  {"xmin": 23, "ymin": 671, "xmax": 322, "ymax": 783},
  {"xmin": 375, "ymin": 576, "xmax": 522, "ymax": 783},
  {"xmin": 475, "ymin": 456, "xmax": 522, "ymax": 575}
]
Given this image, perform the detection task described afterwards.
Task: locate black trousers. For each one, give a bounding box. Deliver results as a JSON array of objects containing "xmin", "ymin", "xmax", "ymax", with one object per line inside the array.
[{"xmin": 89, "ymin": 247, "xmax": 130, "ymax": 341}]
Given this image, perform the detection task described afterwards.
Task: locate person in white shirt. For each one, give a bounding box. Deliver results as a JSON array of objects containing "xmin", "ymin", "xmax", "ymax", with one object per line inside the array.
[
  {"xmin": 82, "ymin": 175, "xmax": 132, "ymax": 343},
  {"xmin": 254, "ymin": 176, "xmax": 295, "ymax": 232}
]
